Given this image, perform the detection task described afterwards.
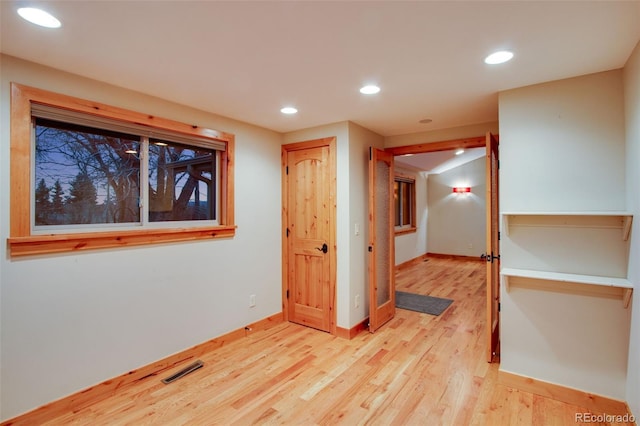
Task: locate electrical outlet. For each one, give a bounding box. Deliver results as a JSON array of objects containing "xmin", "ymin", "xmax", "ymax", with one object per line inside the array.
[
  {"xmin": 355, "ymin": 294, "xmax": 360, "ymax": 308},
  {"xmin": 249, "ymin": 294, "xmax": 256, "ymax": 307}
]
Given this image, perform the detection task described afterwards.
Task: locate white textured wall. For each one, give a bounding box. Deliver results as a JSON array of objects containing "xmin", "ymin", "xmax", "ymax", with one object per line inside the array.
[
  {"xmin": 0, "ymin": 55, "xmax": 284, "ymax": 420},
  {"xmin": 394, "ymin": 166, "xmax": 428, "ymax": 265},
  {"xmin": 623, "ymin": 39, "xmax": 640, "ymax": 418},
  {"xmin": 499, "ymin": 70, "xmax": 631, "ymax": 399},
  {"xmin": 427, "ymin": 158, "xmax": 486, "ymax": 257},
  {"xmin": 347, "ymin": 122, "xmax": 384, "ymax": 326},
  {"xmin": 500, "ymin": 71, "xmax": 626, "ymax": 213}
]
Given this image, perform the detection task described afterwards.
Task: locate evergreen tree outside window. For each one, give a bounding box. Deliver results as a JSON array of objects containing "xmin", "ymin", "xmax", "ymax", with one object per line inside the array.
[
  {"xmin": 51, "ymin": 179, "xmax": 65, "ymax": 219},
  {"xmin": 66, "ymin": 171, "xmax": 98, "ymax": 224},
  {"xmin": 35, "ymin": 178, "xmax": 51, "ymax": 225}
]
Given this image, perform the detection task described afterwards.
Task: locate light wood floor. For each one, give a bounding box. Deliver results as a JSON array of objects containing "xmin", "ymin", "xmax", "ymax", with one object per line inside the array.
[{"xmin": 40, "ymin": 256, "xmax": 632, "ymax": 425}]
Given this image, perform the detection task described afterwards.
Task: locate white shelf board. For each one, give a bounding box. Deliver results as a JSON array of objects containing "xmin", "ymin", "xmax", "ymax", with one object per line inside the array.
[
  {"xmin": 501, "ymin": 268, "xmax": 632, "ymax": 288},
  {"xmin": 501, "ymin": 211, "xmax": 632, "ymax": 216},
  {"xmin": 501, "ymin": 268, "xmax": 633, "ymax": 308},
  {"xmin": 501, "ymin": 212, "xmax": 633, "ymax": 240}
]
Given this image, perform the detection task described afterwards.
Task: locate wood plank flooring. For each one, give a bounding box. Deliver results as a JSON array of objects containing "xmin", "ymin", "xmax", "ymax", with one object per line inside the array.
[{"xmin": 38, "ymin": 256, "xmax": 633, "ymax": 425}]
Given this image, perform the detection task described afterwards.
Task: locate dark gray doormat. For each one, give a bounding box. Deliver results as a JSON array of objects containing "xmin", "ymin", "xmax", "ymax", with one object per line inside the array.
[{"xmin": 395, "ymin": 291, "xmax": 453, "ymax": 316}]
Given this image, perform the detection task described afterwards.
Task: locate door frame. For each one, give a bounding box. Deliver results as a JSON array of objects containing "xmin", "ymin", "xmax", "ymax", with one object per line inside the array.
[
  {"xmin": 385, "ymin": 134, "xmax": 500, "ymax": 361},
  {"xmin": 281, "ymin": 137, "xmax": 337, "ymax": 335}
]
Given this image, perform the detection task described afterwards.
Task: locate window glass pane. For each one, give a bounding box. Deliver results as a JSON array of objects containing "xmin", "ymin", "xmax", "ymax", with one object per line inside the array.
[
  {"xmin": 394, "ymin": 181, "xmax": 400, "ymax": 227},
  {"xmin": 375, "ymin": 159, "xmax": 392, "ymax": 306},
  {"xmin": 148, "ymin": 139, "xmax": 216, "ymax": 222},
  {"xmin": 402, "ymin": 181, "xmax": 411, "ymax": 225},
  {"xmin": 34, "ymin": 119, "xmax": 141, "ymax": 226}
]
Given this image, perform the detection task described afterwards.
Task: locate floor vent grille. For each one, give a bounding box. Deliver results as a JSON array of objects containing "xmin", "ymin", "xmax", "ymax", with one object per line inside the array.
[{"xmin": 161, "ymin": 360, "xmax": 204, "ymax": 384}]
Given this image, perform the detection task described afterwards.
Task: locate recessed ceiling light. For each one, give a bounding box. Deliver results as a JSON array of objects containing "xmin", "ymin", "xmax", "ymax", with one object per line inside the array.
[
  {"xmin": 360, "ymin": 85, "xmax": 380, "ymax": 95},
  {"xmin": 484, "ymin": 50, "xmax": 513, "ymax": 65},
  {"xmin": 419, "ymin": 118, "xmax": 433, "ymax": 124},
  {"xmin": 455, "ymin": 149, "xmax": 465, "ymax": 156},
  {"xmin": 280, "ymin": 107, "xmax": 298, "ymax": 114},
  {"xmin": 17, "ymin": 7, "xmax": 61, "ymax": 28}
]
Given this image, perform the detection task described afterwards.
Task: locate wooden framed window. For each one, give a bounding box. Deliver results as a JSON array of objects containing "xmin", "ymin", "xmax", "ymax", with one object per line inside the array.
[
  {"xmin": 394, "ymin": 175, "xmax": 416, "ymax": 235},
  {"xmin": 9, "ymin": 83, "xmax": 235, "ymax": 256}
]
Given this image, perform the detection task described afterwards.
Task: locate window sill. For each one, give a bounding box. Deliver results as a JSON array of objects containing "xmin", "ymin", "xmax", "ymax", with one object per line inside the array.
[
  {"xmin": 394, "ymin": 227, "xmax": 417, "ymax": 236},
  {"xmin": 8, "ymin": 226, "xmax": 237, "ymax": 257}
]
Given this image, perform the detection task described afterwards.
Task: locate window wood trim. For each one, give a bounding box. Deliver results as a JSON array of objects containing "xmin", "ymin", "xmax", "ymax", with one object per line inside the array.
[
  {"xmin": 395, "ymin": 227, "xmax": 417, "ymax": 236},
  {"xmin": 9, "ymin": 83, "xmax": 235, "ymax": 256}
]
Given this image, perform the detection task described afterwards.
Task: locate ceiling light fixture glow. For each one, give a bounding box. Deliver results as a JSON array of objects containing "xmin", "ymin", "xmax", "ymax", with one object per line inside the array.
[
  {"xmin": 280, "ymin": 107, "xmax": 298, "ymax": 114},
  {"xmin": 484, "ymin": 50, "xmax": 513, "ymax": 65},
  {"xmin": 17, "ymin": 7, "xmax": 61, "ymax": 28},
  {"xmin": 360, "ymin": 85, "xmax": 380, "ymax": 95},
  {"xmin": 455, "ymin": 149, "xmax": 465, "ymax": 156}
]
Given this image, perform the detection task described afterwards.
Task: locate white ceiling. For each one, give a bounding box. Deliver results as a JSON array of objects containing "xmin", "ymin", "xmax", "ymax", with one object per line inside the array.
[
  {"xmin": 1, "ymin": 1, "xmax": 639, "ymax": 137},
  {"xmin": 395, "ymin": 147, "xmax": 486, "ymax": 174}
]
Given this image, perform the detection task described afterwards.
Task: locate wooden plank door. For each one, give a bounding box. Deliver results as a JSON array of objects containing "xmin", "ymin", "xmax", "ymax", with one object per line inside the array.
[
  {"xmin": 283, "ymin": 138, "xmax": 336, "ymax": 333},
  {"xmin": 485, "ymin": 132, "xmax": 500, "ymax": 362},
  {"xmin": 368, "ymin": 147, "xmax": 395, "ymax": 333}
]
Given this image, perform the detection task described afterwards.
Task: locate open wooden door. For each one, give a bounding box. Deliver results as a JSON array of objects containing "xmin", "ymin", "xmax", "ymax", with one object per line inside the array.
[
  {"xmin": 368, "ymin": 147, "xmax": 395, "ymax": 333},
  {"xmin": 485, "ymin": 132, "xmax": 500, "ymax": 362}
]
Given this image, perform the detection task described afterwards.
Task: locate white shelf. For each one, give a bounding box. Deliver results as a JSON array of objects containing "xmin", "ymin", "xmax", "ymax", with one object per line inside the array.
[
  {"xmin": 501, "ymin": 211, "xmax": 632, "ymax": 216},
  {"xmin": 501, "ymin": 268, "xmax": 633, "ymax": 308},
  {"xmin": 501, "ymin": 212, "xmax": 633, "ymax": 241}
]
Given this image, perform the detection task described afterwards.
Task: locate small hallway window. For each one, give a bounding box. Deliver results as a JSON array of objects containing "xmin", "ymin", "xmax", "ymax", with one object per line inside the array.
[{"xmin": 394, "ymin": 175, "xmax": 416, "ymax": 234}]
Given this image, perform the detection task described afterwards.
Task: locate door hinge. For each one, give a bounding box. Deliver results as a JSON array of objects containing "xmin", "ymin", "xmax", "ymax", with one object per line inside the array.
[
  {"xmin": 497, "ymin": 159, "xmax": 500, "ymax": 169},
  {"xmin": 369, "ymin": 147, "xmax": 372, "ymax": 161},
  {"xmin": 498, "ymin": 231, "xmax": 501, "ymax": 241},
  {"xmin": 286, "ymin": 165, "xmax": 289, "ymax": 175},
  {"xmin": 368, "ymin": 246, "xmax": 373, "ymax": 252},
  {"xmin": 498, "ymin": 302, "xmax": 501, "ymax": 312},
  {"xmin": 286, "ymin": 228, "xmax": 290, "ymax": 237},
  {"xmin": 286, "ymin": 289, "xmax": 289, "ymax": 299}
]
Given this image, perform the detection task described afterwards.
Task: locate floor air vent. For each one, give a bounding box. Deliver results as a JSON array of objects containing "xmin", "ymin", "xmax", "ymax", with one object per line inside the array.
[{"xmin": 162, "ymin": 360, "xmax": 204, "ymax": 384}]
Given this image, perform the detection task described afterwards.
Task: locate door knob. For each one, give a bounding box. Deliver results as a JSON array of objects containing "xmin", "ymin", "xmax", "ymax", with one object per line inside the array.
[{"xmin": 316, "ymin": 243, "xmax": 328, "ymax": 254}]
